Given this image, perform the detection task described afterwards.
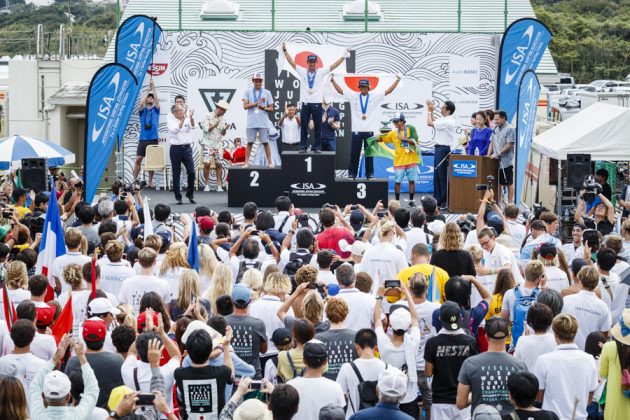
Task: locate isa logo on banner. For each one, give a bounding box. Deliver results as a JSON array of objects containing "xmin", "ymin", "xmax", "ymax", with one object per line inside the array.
[{"xmin": 452, "ymin": 161, "xmax": 478, "ymax": 178}]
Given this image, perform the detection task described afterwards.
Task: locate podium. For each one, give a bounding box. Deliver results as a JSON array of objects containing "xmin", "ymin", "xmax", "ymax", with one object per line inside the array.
[
  {"xmin": 448, "ymin": 155, "xmax": 498, "ymax": 213},
  {"xmin": 228, "ymin": 151, "xmax": 388, "ymax": 207}
]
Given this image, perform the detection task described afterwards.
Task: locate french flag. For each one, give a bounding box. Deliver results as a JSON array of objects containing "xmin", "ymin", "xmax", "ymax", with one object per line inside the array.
[{"xmin": 35, "ymin": 184, "xmax": 66, "ymax": 300}]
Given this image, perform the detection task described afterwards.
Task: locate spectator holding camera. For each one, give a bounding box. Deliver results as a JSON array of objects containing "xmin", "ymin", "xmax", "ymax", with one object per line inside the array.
[{"xmin": 576, "ymin": 188, "xmax": 615, "ymax": 236}]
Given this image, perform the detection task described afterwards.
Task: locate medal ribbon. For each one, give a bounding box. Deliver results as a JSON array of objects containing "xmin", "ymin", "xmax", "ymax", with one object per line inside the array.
[{"xmin": 359, "ymin": 93, "xmax": 369, "ymax": 115}]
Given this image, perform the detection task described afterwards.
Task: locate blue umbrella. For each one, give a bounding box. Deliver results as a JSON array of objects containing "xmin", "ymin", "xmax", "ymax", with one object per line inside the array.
[{"xmin": 0, "ymin": 135, "xmax": 76, "ymax": 170}]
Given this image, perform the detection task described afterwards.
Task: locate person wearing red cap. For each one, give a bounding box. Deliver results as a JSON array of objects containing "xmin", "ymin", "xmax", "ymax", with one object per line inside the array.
[
  {"xmin": 64, "ymin": 318, "xmax": 124, "ymax": 409},
  {"xmin": 197, "ymin": 216, "xmax": 215, "ymax": 246}
]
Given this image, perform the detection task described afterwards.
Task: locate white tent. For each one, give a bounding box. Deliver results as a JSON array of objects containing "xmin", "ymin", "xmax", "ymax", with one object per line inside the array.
[{"xmin": 532, "ymin": 102, "xmax": 630, "ymax": 161}]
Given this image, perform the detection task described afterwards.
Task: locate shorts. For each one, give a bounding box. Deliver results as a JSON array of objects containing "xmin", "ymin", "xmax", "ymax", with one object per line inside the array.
[
  {"xmin": 202, "ymin": 145, "xmax": 222, "ymax": 164},
  {"xmin": 136, "ymin": 139, "xmax": 159, "ymax": 157},
  {"xmin": 417, "ymin": 370, "xmax": 432, "ymax": 409},
  {"xmin": 246, "ymin": 128, "xmax": 269, "ymax": 144},
  {"xmin": 431, "ymin": 403, "xmax": 471, "ymax": 420},
  {"xmin": 394, "ymin": 165, "xmax": 418, "ymax": 183},
  {"xmin": 498, "ymin": 164, "xmax": 514, "ymax": 186}
]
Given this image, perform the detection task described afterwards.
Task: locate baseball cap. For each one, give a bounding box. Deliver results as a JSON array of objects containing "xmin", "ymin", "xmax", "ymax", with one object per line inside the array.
[
  {"xmin": 486, "ymin": 211, "xmax": 504, "ymax": 235},
  {"xmin": 271, "ymin": 328, "xmax": 292, "ymax": 347},
  {"xmin": 307, "ymin": 54, "xmax": 318, "ymax": 62},
  {"xmin": 252, "ymin": 72, "xmax": 264, "ymax": 80},
  {"xmin": 319, "ymin": 405, "xmax": 345, "ymax": 420},
  {"xmin": 108, "ymin": 385, "xmax": 134, "ymax": 411},
  {"xmin": 43, "ymin": 370, "xmax": 72, "ymax": 399},
  {"xmin": 350, "ymin": 241, "xmax": 367, "ymax": 257},
  {"xmin": 0, "ymin": 224, "xmax": 10, "ymax": 240},
  {"xmin": 485, "ymin": 316, "xmax": 509, "ymax": 339},
  {"xmin": 358, "ymin": 79, "xmax": 370, "ymax": 88},
  {"xmin": 377, "ymin": 367, "xmax": 408, "ymax": 398},
  {"xmin": 181, "ymin": 320, "xmax": 224, "ymax": 348},
  {"xmin": 156, "ymin": 229, "xmax": 172, "ymax": 244},
  {"xmin": 82, "ymin": 317, "xmax": 107, "ymax": 342},
  {"xmin": 389, "ymin": 307, "xmax": 411, "ymax": 331},
  {"xmin": 472, "ymin": 404, "xmax": 502, "ymax": 420},
  {"xmin": 198, "ymin": 216, "xmax": 215, "ymax": 232},
  {"xmin": 232, "ymin": 283, "xmax": 253, "ymax": 304},
  {"xmin": 539, "ymin": 242, "xmax": 557, "ymax": 259},
  {"xmin": 427, "ymin": 220, "xmax": 445, "ymax": 235},
  {"xmin": 233, "ymin": 398, "xmax": 272, "ymax": 420},
  {"xmin": 36, "ymin": 304, "xmax": 56, "ymax": 328},
  {"xmin": 137, "ymin": 310, "xmax": 159, "ymax": 332},
  {"xmin": 391, "ymin": 112, "xmax": 406, "ymax": 122},
  {"xmin": 348, "ymin": 210, "xmax": 365, "ymax": 232},
  {"xmin": 88, "ymin": 297, "xmax": 121, "ymax": 317},
  {"xmin": 303, "ymin": 339, "xmax": 328, "ymax": 365},
  {"xmin": 327, "ymin": 283, "xmax": 340, "ymax": 296},
  {"xmin": 571, "ymin": 258, "xmax": 589, "ymax": 276},
  {"xmin": 440, "ymin": 301, "xmax": 462, "ymax": 331},
  {"xmin": 530, "ymin": 220, "xmax": 547, "ymax": 231}
]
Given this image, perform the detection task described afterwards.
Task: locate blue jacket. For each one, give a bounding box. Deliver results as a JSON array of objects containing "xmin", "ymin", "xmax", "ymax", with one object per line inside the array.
[{"xmin": 349, "ymin": 403, "xmax": 414, "ymax": 420}]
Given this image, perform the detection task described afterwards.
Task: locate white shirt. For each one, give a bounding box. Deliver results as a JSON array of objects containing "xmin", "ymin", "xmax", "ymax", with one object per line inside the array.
[
  {"xmin": 337, "ymin": 358, "xmax": 387, "ymax": 418},
  {"xmin": 611, "ymin": 282, "xmax": 630, "ymax": 321},
  {"xmin": 278, "ymin": 249, "xmax": 317, "ymax": 273},
  {"xmin": 433, "ymin": 115, "xmax": 458, "ymax": 148},
  {"xmin": 404, "ymin": 228, "xmax": 433, "ymax": 264},
  {"xmin": 121, "ymin": 357, "xmax": 179, "ymax": 409},
  {"xmin": 274, "ymin": 211, "xmax": 295, "ymax": 234},
  {"xmin": 561, "ymin": 243, "xmax": 583, "ymax": 265},
  {"xmin": 53, "ymin": 252, "xmax": 92, "ymax": 292},
  {"xmin": 562, "ymin": 290, "xmax": 612, "ymax": 350},
  {"xmin": 167, "ymin": 113, "xmax": 194, "ymax": 145},
  {"xmin": 544, "ymin": 266, "xmax": 570, "ymax": 292},
  {"xmin": 513, "ymin": 332, "xmax": 557, "ymax": 372},
  {"xmin": 281, "ymin": 116, "xmax": 300, "ymax": 144},
  {"xmin": 227, "ymin": 255, "xmax": 274, "ymax": 283},
  {"xmin": 158, "ymin": 266, "xmax": 187, "ymax": 299},
  {"xmin": 317, "ymin": 271, "xmax": 338, "ymax": 286},
  {"xmin": 296, "ymin": 66, "xmax": 331, "ymax": 104},
  {"xmin": 65, "ymin": 290, "xmax": 118, "ymax": 337},
  {"xmin": 343, "ymin": 91, "xmax": 386, "ymax": 133},
  {"xmin": 599, "ymin": 272, "xmax": 619, "ymax": 309},
  {"xmin": 375, "ymin": 326, "xmax": 421, "ymax": 403},
  {"xmin": 361, "ymin": 242, "xmax": 408, "ymax": 294},
  {"xmin": 0, "ymin": 352, "xmax": 47, "ymax": 392},
  {"xmin": 506, "ymin": 220, "xmax": 526, "ymax": 251},
  {"xmin": 611, "ymin": 260, "xmax": 630, "ymax": 277},
  {"xmin": 413, "ymin": 301, "xmax": 441, "ymax": 371},
  {"xmin": 502, "ymin": 285, "xmax": 537, "ymax": 321},
  {"xmin": 248, "ymin": 295, "xmax": 293, "ymax": 356},
  {"xmin": 0, "ymin": 289, "xmax": 31, "ymax": 320},
  {"xmin": 117, "ymin": 275, "xmax": 172, "ymax": 315},
  {"xmin": 471, "ymin": 274, "xmax": 496, "ymax": 309},
  {"xmin": 484, "ymin": 242, "xmax": 524, "ymax": 283},
  {"xmin": 287, "ymin": 376, "xmax": 345, "ymax": 420},
  {"xmin": 99, "ymin": 261, "xmax": 135, "ymax": 297},
  {"xmin": 2, "ymin": 331, "xmax": 56, "ymax": 360},
  {"xmin": 533, "ymin": 344, "xmax": 598, "ymax": 420},
  {"xmin": 335, "ymin": 288, "xmax": 376, "ymax": 330}
]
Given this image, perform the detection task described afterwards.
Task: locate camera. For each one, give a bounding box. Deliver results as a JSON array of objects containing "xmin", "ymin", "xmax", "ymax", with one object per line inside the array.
[
  {"xmin": 296, "ymin": 213, "xmax": 309, "ymax": 222},
  {"xmin": 122, "ymin": 180, "xmax": 147, "ymax": 194},
  {"xmin": 456, "ymin": 214, "xmax": 476, "ymax": 236},
  {"xmin": 144, "ymin": 123, "xmax": 153, "ymax": 130},
  {"xmin": 581, "ymin": 179, "xmax": 602, "ymax": 203},
  {"xmin": 475, "ymin": 175, "xmax": 495, "ymax": 191},
  {"xmin": 522, "ymin": 203, "xmax": 544, "ymax": 222},
  {"xmin": 384, "ymin": 280, "xmax": 401, "ymax": 289},
  {"xmin": 350, "ymin": 205, "xmax": 359, "ymax": 210},
  {"xmin": 2, "ymin": 210, "xmax": 12, "ymax": 219},
  {"xmin": 322, "ymin": 203, "xmax": 336, "ymax": 210}
]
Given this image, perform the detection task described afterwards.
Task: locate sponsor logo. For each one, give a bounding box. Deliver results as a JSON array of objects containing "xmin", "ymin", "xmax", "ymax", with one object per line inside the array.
[
  {"xmin": 452, "ymin": 160, "xmax": 477, "ymax": 178},
  {"xmin": 504, "ymin": 24, "xmax": 534, "ymax": 85},
  {"xmin": 519, "ymin": 76, "xmax": 536, "ymax": 148},
  {"xmin": 452, "ymin": 162, "xmax": 477, "ymax": 170},
  {"xmin": 290, "ymin": 182, "xmax": 327, "ymax": 197},
  {"xmin": 123, "ymin": 21, "xmax": 146, "ymax": 68},
  {"xmin": 147, "ymin": 63, "xmax": 168, "ymax": 77},
  {"xmin": 91, "ymin": 72, "xmax": 121, "ymax": 142},
  {"xmin": 381, "ymin": 102, "xmax": 423, "ymax": 111},
  {"xmin": 419, "ymin": 165, "xmax": 434, "ymax": 175},
  {"xmin": 199, "ymin": 89, "xmax": 236, "ymax": 112}
]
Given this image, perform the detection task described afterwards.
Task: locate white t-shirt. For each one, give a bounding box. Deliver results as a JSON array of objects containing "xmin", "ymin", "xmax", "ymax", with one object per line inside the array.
[
  {"xmin": 562, "ymin": 290, "xmax": 612, "ymax": 350},
  {"xmin": 2, "ymin": 331, "xmax": 56, "ymax": 360},
  {"xmin": 375, "ymin": 326, "xmax": 421, "ymax": 403},
  {"xmin": 506, "ymin": 220, "xmax": 526, "ymax": 251},
  {"xmin": 337, "ymin": 358, "xmax": 387, "ymax": 418},
  {"xmin": 66, "ymin": 290, "xmax": 119, "ymax": 336},
  {"xmin": 281, "ymin": 116, "xmax": 300, "ymax": 144},
  {"xmin": 158, "ymin": 266, "xmax": 187, "ymax": 299},
  {"xmin": 484, "ymin": 242, "xmax": 523, "ymax": 283},
  {"xmin": 471, "ymin": 274, "xmax": 496, "ymax": 309},
  {"xmin": 361, "ymin": 242, "xmax": 408, "ymax": 294},
  {"xmin": 533, "ymin": 344, "xmax": 598, "ymax": 420},
  {"xmin": 274, "ymin": 211, "xmax": 295, "ymax": 234},
  {"xmin": 513, "ymin": 332, "xmax": 557, "ymax": 372},
  {"xmin": 296, "ymin": 66, "xmax": 331, "ymax": 104},
  {"xmin": 343, "ymin": 91, "xmax": 386, "ymax": 133},
  {"xmin": 335, "ymin": 288, "xmax": 376, "ymax": 331},
  {"xmin": 599, "ymin": 272, "xmax": 619, "ymax": 309},
  {"xmin": 433, "ymin": 115, "xmax": 458, "ymax": 148},
  {"xmin": 0, "ymin": 289, "xmax": 31, "ymax": 320},
  {"xmin": 544, "ymin": 266, "xmax": 570, "ymax": 292},
  {"xmin": 413, "ymin": 301, "xmax": 441, "ymax": 371},
  {"xmin": 0, "ymin": 352, "xmax": 47, "ymax": 392},
  {"xmin": 286, "ymin": 376, "xmax": 345, "ymax": 420},
  {"xmin": 52, "ymin": 252, "xmax": 92, "ymax": 292},
  {"xmin": 226, "ymin": 255, "xmax": 274, "ymax": 282},
  {"xmin": 561, "ymin": 243, "xmax": 583, "ymax": 265},
  {"xmin": 248, "ymin": 295, "xmax": 293, "ymax": 356},
  {"xmin": 317, "ymin": 271, "xmax": 338, "ymax": 286},
  {"xmin": 117, "ymin": 275, "xmax": 172, "ymax": 315},
  {"xmin": 278, "ymin": 249, "xmax": 317, "ymax": 273},
  {"xmin": 404, "ymin": 228, "xmax": 433, "ymax": 264},
  {"xmin": 611, "ymin": 260, "xmax": 630, "ymax": 277},
  {"xmin": 99, "ymin": 261, "xmax": 136, "ymax": 297},
  {"xmin": 121, "ymin": 357, "xmax": 179, "ymax": 409},
  {"xmin": 133, "ymin": 254, "xmax": 164, "ymax": 276}
]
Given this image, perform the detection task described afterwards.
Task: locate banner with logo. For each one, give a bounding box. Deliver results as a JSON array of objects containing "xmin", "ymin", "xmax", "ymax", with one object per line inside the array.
[
  {"xmin": 84, "ymin": 64, "xmax": 138, "ymax": 202},
  {"xmin": 515, "ymin": 69, "xmax": 541, "ymax": 205},
  {"xmin": 361, "ymin": 152, "xmax": 434, "ymax": 193},
  {"xmin": 115, "ymin": 15, "xmax": 162, "ymax": 84},
  {"xmin": 450, "ymin": 55, "xmax": 481, "ymax": 128},
  {"xmin": 496, "ymin": 18, "xmax": 551, "ymax": 123}
]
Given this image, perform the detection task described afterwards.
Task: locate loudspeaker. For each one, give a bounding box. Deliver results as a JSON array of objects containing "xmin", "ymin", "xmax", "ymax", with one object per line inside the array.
[
  {"xmin": 21, "ymin": 158, "xmax": 48, "ymax": 192},
  {"xmin": 566, "ymin": 154, "xmax": 591, "ymax": 188}
]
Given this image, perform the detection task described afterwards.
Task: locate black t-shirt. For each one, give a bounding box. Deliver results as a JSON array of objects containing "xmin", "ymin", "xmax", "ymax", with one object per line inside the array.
[
  {"xmin": 602, "ymin": 182, "xmax": 612, "ymax": 201},
  {"xmin": 65, "ymin": 352, "xmax": 124, "ymax": 408},
  {"xmin": 585, "ymin": 218, "xmax": 614, "ymax": 236},
  {"xmin": 502, "ymin": 409, "xmax": 560, "ymax": 420},
  {"xmin": 424, "ymin": 333, "xmax": 478, "ymax": 404},
  {"xmin": 174, "ymin": 365, "xmax": 233, "ymax": 420},
  {"xmin": 430, "ymin": 250, "xmax": 476, "ymax": 277},
  {"xmin": 224, "ymin": 314, "xmax": 267, "ymax": 379},
  {"xmin": 315, "ymin": 328, "xmax": 357, "ymax": 380}
]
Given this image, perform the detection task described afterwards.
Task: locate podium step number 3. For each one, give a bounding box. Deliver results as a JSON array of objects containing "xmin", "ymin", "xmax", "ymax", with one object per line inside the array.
[{"xmin": 228, "ymin": 152, "xmax": 388, "ymax": 207}]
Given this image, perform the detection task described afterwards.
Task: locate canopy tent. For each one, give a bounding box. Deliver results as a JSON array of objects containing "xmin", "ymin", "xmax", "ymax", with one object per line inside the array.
[{"xmin": 532, "ymin": 103, "xmax": 630, "ymax": 161}]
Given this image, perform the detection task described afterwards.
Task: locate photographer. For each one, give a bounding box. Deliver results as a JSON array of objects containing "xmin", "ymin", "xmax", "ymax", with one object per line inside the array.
[
  {"xmin": 575, "ymin": 188, "xmax": 615, "ymax": 236},
  {"xmin": 134, "ymin": 78, "xmax": 160, "ymax": 188}
]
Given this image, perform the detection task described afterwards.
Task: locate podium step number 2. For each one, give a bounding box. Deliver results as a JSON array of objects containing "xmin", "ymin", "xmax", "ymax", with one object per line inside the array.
[{"xmin": 228, "ymin": 152, "xmax": 388, "ymax": 207}]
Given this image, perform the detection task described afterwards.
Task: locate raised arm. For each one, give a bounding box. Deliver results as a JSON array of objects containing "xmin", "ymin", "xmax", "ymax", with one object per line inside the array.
[
  {"xmin": 599, "ymin": 193, "xmax": 616, "ymax": 224},
  {"xmin": 476, "ymin": 189, "xmax": 493, "ymax": 232},
  {"xmin": 282, "ymin": 42, "xmax": 297, "ymax": 69},
  {"xmin": 384, "ymin": 74, "xmax": 402, "ymax": 96},
  {"xmin": 329, "ymin": 50, "xmax": 349, "ymax": 72},
  {"xmin": 331, "ymin": 77, "xmax": 344, "ymax": 95},
  {"xmin": 150, "ymin": 79, "xmax": 159, "ymax": 109},
  {"xmin": 426, "ymin": 100, "xmax": 436, "ymax": 127},
  {"xmin": 277, "ymin": 283, "xmax": 308, "ymax": 322}
]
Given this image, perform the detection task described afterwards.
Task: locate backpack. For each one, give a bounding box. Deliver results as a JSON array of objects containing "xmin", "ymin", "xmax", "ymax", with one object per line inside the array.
[
  {"xmin": 510, "ymin": 285, "xmax": 541, "ymax": 349},
  {"xmin": 283, "ymin": 251, "xmax": 309, "ymax": 278},
  {"xmin": 236, "ymin": 260, "xmax": 262, "ymax": 283},
  {"xmin": 348, "ymin": 362, "xmax": 387, "ymax": 411}
]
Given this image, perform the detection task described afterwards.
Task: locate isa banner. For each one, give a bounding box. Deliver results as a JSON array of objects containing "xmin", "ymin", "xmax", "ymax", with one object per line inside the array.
[
  {"xmin": 84, "ymin": 64, "xmax": 138, "ymax": 202},
  {"xmin": 115, "ymin": 15, "xmax": 162, "ymax": 83},
  {"xmin": 496, "ymin": 18, "xmax": 551, "ymax": 123},
  {"xmin": 515, "ymin": 70, "xmax": 541, "ymax": 205}
]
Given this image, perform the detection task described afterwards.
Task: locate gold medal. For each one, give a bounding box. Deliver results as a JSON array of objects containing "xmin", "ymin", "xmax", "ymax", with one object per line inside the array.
[
  {"xmin": 405, "ymin": 148, "xmax": 410, "ymax": 154},
  {"xmin": 308, "ymin": 89, "xmax": 313, "ymax": 94},
  {"xmin": 362, "ymin": 115, "xmax": 367, "ymax": 120}
]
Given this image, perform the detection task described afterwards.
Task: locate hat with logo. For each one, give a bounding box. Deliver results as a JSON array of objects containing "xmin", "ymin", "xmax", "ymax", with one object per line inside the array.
[
  {"xmin": 156, "ymin": 229, "xmax": 172, "ymax": 245},
  {"xmin": 182, "ymin": 320, "xmax": 224, "ymax": 348},
  {"xmin": 485, "ymin": 316, "xmax": 509, "ymax": 339},
  {"xmin": 358, "ymin": 79, "xmax": 371, "ymax": 88},
  {"xmin": 197, "ymin": 216, "xmax": 215, "ymax": 232},
  {"xmin": 233, "ymin": 398, "xmax": 272, "ymax": 420},
  {"xmin": 232, "ymin": 283, "xmax": 253, "ymax": 304},
  {"xmin": 349, "ymin": 210, "xmax": 365, "ymax": 232},
  {"xmin": 137, "ymin": 310, "xmax": 159, "ymax": 332},
  {"xmin": 539, "ymin": 242, "xmax": 557, "ymax": 259},
  {"xmin": 472, "ymin": 404, "xmax": 502, "ymax": 420},
  {"xmin": 271, "ymin": 328, "xmax": 292, "ymax": 347},
  {"xmin": 43, "ymin": 370, "xmax": 72, "ymax": 399},
  {"xmin": 36, "ymin": 304, "xmax": 56, "ymax": 328},
  {"xmin": 252, "ymin": 73, "xmax": 264, "ymax": 80},
  {"xmin": 216, "ymin": 99, "xmax": 230, "ymax": 111},
  {"xmin": 319, "ymin": 404, "xmax": 345, "ymax": 420},
  {"xmin": 377, "ymin": 367, "xmax": 408, "ymax": 398},
  {"xmin": 611, "ymin": 308, "xmax": 630, "ymax": 346},
  {"xmin": 88, "ymin": 297, "xmax": 121, "ymax": 317},
  {"xmin": 440, "ymin": 301, "xmax": 462, "ymax": 331},
  {"xmin": 82, "ymin": 317, "xmax": 107, "ymax": 342},
  {"xmin": 303, "ymin": 339, "xmax": 328, "ymax": 364},
  {"xmin": 389, "ymin": 306, "xmax": 412, "ymax": 331},
  {"xmin": 307, "ymin": 54, "xmax": 318, "ymax": 62},
  {"xmin": 108, "ymin": 385, "xmax": 135, "ymax": 412},
  {"xmin": 391, "ymin": 112, "xmax": 406, "ymax": 122}
]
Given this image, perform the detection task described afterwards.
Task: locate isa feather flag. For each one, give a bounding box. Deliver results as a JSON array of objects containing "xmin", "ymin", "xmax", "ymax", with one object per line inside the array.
[
  {"xmin": 187, "ymin": 219, "xmax": 199, "ymax": 272},
  {"xmin": 35, "ymin": 184, "xmax": 66, "ymax": 287}
]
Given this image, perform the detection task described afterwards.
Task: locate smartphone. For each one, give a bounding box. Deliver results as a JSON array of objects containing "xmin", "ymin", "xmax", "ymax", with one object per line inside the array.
[
  {"xmin": 250, "ymin": 230, "xmax": 260, "ymax": 236},
  {"xmin": 137, "ymin": 393, "xmax": 156, "ymax": 406},
  {"xmin": 384, "ymin": 280, "xmax": 401, "ymax": 289},
  {"xmin": 191, "ymin": 292, "xmax": 197, "ymax": 305},
  {"xmin": 377, "ymin": 211, "xmax": 388, "ymax": 218},
  {"xmin": 249, "ymin": 380, "xmax": 263, "ymax": 390}
]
